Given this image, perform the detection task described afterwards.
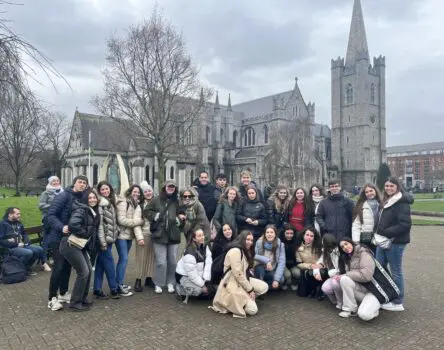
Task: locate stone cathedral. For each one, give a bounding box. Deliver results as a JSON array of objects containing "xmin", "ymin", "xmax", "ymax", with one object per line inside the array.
[{"xmin": 62, "ymin": 0, "xmax": 385, "ymax": 192}]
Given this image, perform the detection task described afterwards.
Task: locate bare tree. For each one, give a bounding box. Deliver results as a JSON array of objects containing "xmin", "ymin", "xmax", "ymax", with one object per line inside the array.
[
  {"xmin": 265, "ymin": 117, "xmax": 316, "ymax": 189},
  {"xmin": 92, "ymin": 8, "xmax": 209, "ymax": 191}
]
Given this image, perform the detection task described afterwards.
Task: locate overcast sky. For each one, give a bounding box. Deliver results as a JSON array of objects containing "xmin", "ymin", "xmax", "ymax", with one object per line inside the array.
[{"xmin": 5, "ymin": 0, "xmax": 443, "ymax": 147}]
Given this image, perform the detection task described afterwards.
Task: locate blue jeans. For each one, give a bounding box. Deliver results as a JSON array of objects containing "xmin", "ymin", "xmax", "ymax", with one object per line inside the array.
[
  {"xmin": 115, "ymin": 239, "xmax": 132, "ymax": 285},
  {"xmin": 254, "ymin": 265, "xmax": 275, "ymax": 287},
  {"xmin": 94, "ymin": 244, "xmax": 118, "ymax": 292},
  {"xmin": 11, "ymin": 245, "xmax": 44, "ymax": 269},
  {"xmin": 376, "ymin": 244, "xmax": 406, "ymax": 304}
]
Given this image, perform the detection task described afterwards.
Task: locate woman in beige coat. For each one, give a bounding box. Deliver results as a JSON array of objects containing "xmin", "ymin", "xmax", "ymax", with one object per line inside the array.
[
  {"xmin": 210, "ymin": 231, "xmax": 268, "ymax": 318},
  {"xmin": 115, "ymin": 185, "xmax": 144, "ymax": 295},
  {"xmin": 134, "ymin": 181, "xmax": 156, "ymax": 292}
]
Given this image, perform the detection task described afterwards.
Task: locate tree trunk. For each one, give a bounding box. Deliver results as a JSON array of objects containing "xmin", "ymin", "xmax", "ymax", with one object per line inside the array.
[{"xmin": 14, "ymin": 171, "xmax": 20, "ymax": 196}]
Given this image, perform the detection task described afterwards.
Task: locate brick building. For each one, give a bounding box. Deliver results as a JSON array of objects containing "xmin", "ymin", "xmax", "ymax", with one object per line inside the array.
[{"xmin": 387, "ymin": 141, "xmax": 444, "ymax": 190}]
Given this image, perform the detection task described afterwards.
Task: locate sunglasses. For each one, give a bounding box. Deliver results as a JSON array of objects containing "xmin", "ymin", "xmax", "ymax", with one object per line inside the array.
[{"xmin": 183, "ymin": 195, "xmax": 193, "ymax": 199}]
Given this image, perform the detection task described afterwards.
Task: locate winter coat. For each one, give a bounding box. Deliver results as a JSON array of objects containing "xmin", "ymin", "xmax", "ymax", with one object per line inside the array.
[
  {"xmin": 211, "ymin": 247, "xmax": 254, "ymax": 318},
  {"xmin": 313, "ymin": 248, "xmax": 340, "ymax": 278},
  {"xmin": 213, "ymin": 186, "xmax": 226, "ymax": 202},
  {"xmin": 179, "ymin": 198, "xmax": 211, "ymax": 241},
  {"xmin": 213, "ymin": 201, "xmax": 238, "ymax": 235},
  {"xmin": 97, "ymin": 196, "xmax": 119, "ymax": 247},
  {"xmin": 375, "ymin": 192, "xmax": 412, "ymax": 245},
  {"xmin": 46, "ymin": 186, "xmax": 87, "ymax": 244},
  {"xmin": 254, "ymin": 238, "xmax": 286, "ymax": 282},
  {"xmin": 316, "ymin": 193, "xmax": 355, "ymax": 239},
  {"xmin": 280, "ymin": 234, "xmax": 298, "ymax": 269},
  {"xmin": 144, "ymin": 192, "xmax": 182, "ymax": 245},
  {"xmin": 211, "ymin": 234, "xmax": 234, "ymax": 261},
  {"xmin": 343, "ymin": 245, "xmax": 375, "ymax": 283},
  {"xmin": 68, "ymin": 201, "xmax": 100, "ymax": 247},
  {"xmin": 0, "ymin": 219, "xmax": 29, "ymax": 248},
  {"xmin": 140, "ymin": 199, "xmax": 153, "ymax": 238},
  {"xmin": 176, "ymin": 244, "xmax": 212, "ymax": 287},
  {"xmin": 116, "ymin": 196, "xmax": 144, "ymax": 241},
  {"xmin": 38, "ymin": 188, "xmax": 63, "ymax": 218},
  {"xmin": 295, "ymin": 244, "xmax": 321, "ymax": 270},
  {"xmin": 287, "ymin": 202, "xmax": 314, "ymax": 232},
  {"xmin": 266, "ymin": 199, "xmax": 289, "ymax": 233},
  {"xmin": 352, "ymin": 201, "xmax": 376, "ymax": 243},
  {"xmin": 236, "ymin": 198, "xmax": 267, "ymax": 239},
  {"xmin": 194, "ymin": 182, "xmax": 218, "ymax": 221},
  {"xmin": 238, "ymin": 183, "xmax": 264, "ymax": 203}
]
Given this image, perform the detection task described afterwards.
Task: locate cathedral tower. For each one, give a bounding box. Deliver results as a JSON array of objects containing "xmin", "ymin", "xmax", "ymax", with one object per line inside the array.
[{"xmin": 331, "ymin": 0, "xmax": 386, "ymax": 188}]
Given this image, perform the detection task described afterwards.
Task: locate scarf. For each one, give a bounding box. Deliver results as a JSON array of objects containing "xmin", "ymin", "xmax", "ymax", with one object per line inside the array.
[
  {"xmin": 46, "ymin": 184, "xmax": 63, "ymax": 194},
  {"xmin": 366, "ymin": 199, "xmax": 380, "ymax": 228},
  {"xmin": 312, "ymin": 195, "xmax": 323, "ymax": 204},
  {"xmin": 264, "ymin": 241, "xmax": 273, "ymax": 251}
]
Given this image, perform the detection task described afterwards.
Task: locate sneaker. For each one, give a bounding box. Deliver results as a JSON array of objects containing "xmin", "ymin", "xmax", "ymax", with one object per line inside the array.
[
  {"xmin": 93, "ymin": 290, "xmax": 109, "ymax": 300},
  {"xmin": 57, "ymin": 292, "xmax": 71, "ymax": 303},
  {"xmin": 290, "ymin": 285, "xmax": 298, "ymax": 291},
  {"xmin": 381, "ymin": 302, "xmax": 404, "ymax": 312},
  {"xmin": 121, "ymin": 284, "xmax": 132, "ymax": 290},
  {"xmin": 154, "ymin": 285, "xmax": 163, "ymax": 294},
  {"xmin": 167, "ymin": 284, "xmax": 175, "ymax": 294},
  {"xmin": 281, "ymin": 284, "xmax": 288, "ymax": 291},
  {"xmin": 48, "ymin": 297, "xmax": 63, "ymax": 311},
  {"xmin": 42, "ymin": 263, "xmax": 52, "ymax": 272},
  {"xmin": 27, "ymin": 271, "xmax": 37, "ymax": 276},
  {"xmin": 110, "ymin": 290, "xmax": 121, "ymax": 299},
  {"xmin": 339, "ymin": 311, "xmax": 357, "ymax": 318},
  {"xmin": 117, "ymin": 286, "xmax": 133, "ymax": 297}
]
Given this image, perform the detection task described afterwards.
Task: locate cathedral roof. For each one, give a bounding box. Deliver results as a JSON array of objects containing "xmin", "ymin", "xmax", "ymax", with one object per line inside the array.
[
  {"xmin": 313, "ymin": 124, "xmax": 331, "ymax": 138},
  {"xmin": 235, "ymin": 148, "xmax": 257, "ymax": 159},
  {"xmin": 345, "ymin": 0, "xmax": 370, "ymax": 66},
  {"xmin": 387, "ymin": 142, "xmax": 444, "ymax": 155}
]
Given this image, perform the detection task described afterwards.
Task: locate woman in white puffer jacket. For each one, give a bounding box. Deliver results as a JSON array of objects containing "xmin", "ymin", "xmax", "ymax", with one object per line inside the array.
[{"xmin": 175, "ymin": 229, "xmax": 212, "ymax": 302}]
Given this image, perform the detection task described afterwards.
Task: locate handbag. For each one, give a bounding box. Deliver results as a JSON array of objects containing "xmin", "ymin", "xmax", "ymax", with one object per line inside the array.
[
  {"xmin": 362, "ymin": 258, "xmax": 400, "ymax": 304},
  {"xmin": 360, "ymin": 231, "xmax": 374, "ymax": 245},
  {"xmin": 372, "ymin": 233, "xmax": 393, "ymax": 249},
  {"xmin": 67, "ymin": 234, "xmax": 89, "ymax": 249}
]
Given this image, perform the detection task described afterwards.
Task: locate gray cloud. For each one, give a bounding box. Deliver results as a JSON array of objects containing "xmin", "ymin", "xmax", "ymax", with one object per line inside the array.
[{"xmin": 3, "ymin": 0, "xmax": 443, "ymax": 146}]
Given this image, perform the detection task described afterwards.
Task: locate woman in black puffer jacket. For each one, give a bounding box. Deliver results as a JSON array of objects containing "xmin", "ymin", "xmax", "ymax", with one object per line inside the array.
[
  {"xmin": 236, "ymin": 186, "xmax": 267, "ymax": 242},
  {"xmin": 59, "ymin": 190, "xmax": 100, "ymax": 311}
]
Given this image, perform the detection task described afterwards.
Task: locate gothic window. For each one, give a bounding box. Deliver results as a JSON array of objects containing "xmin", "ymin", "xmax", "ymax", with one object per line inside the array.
[
  {"xmin": 346, "ymin": 84, "xmax": 353, "ymax": 104},
  {"xmin": 206, "ymin": 126, "xmax": 210, "ymax": 144},
  {"xmin": 233, "ymin": 130, "xmax": 238, "ymax": 147},
  {"xmin": 93, "ymin": 164, "xmax": 98, "ymax": 185},
  {"xmin": 293, "ymin": 106, "xmax": 298, "ymax": 117},
  {"xmin": 243, "ymin": 127, "xmax": 255, "ymax": 146},
  {"xmin": 145, "ymin": 165, "xmax": 150, "ymax": 183},
  {"xmin": 186, "ymin": 130, "xmax": 193, "ymax": 145},
  {"xmin": 370, "ymin": 83, "xmax": 376, "ymax": 103},
  {"xmin": 264, "ymin": 125, "xmax": 269, "ymax": 144},
  {"xmin": 176, "ymin": 126, "xmax": 180, "ymax": 143},
  {"xmin": 170, "ymin": 166, "xmax": 175, "ymax": 180},
  {"xmin": 220, "ymin": 128, "xmax": 224, "ymax": 146}
]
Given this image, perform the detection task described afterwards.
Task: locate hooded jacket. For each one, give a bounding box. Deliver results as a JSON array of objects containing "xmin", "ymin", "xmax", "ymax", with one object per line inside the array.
[
  {"xmin": 375, "ymin": 192, "xmax": 412, "ymax": 245},
  {"xmin": 176, "ymin": 243, "xmax": 212, "ymax": 287},
  {"xmin": 236, "ymin": 196, "xmax": 267, "ymax": 238}
]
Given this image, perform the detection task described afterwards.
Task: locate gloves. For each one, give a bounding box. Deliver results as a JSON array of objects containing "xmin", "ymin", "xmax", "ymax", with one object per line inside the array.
[{"xmin": 154, "ymin": 213, "xmax": 160, "ymax": 222}]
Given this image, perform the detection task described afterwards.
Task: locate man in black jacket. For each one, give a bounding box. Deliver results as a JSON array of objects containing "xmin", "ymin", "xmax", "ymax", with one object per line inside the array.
[
  {"xmin": 316, "ymin": 179, "xmax": 355, "ymax": 240},
  {"xmin": 213, "ymin": 173, "xmax": 228, "ymax": 202},
  {"xmin": 46, "ymin": 175, "xmax": 89, "ymax": 311},
  {"xmin": 194, "ymin": 171, "xmax": 217, "ymax": 222}
]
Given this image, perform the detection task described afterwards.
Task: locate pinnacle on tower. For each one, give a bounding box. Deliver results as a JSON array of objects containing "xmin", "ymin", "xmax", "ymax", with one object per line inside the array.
[
  {"xmin": 199, "ymin": 87, "xmax": 204, "ymax": 105},
  {"xmin": 345, "ymin": 0, "xmax": 370, "ymax": 66},
  {"xmin": 227, "ymin": 93, "xmax": 232, "ymax": 111},
  {"xmin": 214, "ymin": 91, "xmax": 220, "ymax": 110}
]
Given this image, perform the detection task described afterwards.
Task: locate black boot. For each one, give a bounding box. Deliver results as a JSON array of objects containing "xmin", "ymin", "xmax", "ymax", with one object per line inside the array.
[
  {"xmin": 134, "ymin": 279, "xmax": 143, "ymax": 292},
  {"xmin": 145, "ymin": 277, "xmax": 154, "ymax": 287}
]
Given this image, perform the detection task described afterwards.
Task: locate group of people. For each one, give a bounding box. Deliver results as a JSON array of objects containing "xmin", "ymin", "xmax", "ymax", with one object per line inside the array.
[{"xmin": 0, "ymin": 169, "xmax": 412, "ymax": 321}]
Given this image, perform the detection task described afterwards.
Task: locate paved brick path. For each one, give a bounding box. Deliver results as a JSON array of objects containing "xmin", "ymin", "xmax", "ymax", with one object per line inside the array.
[{"xmin": 0, "ymin": 226, "xmax": 443, "ymax": 350}]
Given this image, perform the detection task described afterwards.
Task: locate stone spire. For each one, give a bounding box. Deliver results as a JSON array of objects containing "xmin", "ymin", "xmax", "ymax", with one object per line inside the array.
[
  {"xmin": 345, "ymin": 0, "xmax": 369, "ymax": 66},
  {"xmin": 214, "ymin": 91, "xmax": 220, "ymax": 111},
  {"xmin": 227, "ymin": 93, "xmax": 232, "ymax": 111}
]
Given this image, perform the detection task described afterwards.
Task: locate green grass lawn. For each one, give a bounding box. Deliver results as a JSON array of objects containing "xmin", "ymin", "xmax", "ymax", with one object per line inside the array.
[
  {"xmin": 411, "ymin": 201, "xmax": 444, "ymax": 213},
  {"xmin": 413, "ymin": 193, "xmax": 443, "ymax": 199},
  {"xmin": 0, "ymin": 196, "xmax": 41, "ymax": 227},
  {"xmin": 0, "ymin": 187, "xmax": 18, "ymax": 197},
  {"xmin": 412, "ymin": 219, "xmax": 444, "ymax": 225}
]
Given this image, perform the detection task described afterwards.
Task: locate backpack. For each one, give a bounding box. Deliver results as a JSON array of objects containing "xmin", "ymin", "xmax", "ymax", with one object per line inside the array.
[
  {"xmin": 211, "ymin": 248, "xmax": 244, "ymax": 285},
  {"xmin": 1, "ymin": 255, "xmax": 27, "ymax": 284}
]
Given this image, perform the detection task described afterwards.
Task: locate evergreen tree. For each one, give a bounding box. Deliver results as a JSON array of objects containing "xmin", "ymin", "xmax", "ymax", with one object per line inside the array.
[{"xmin": 376, "ymin": 163, "xmax": 392, "ymax": 191}]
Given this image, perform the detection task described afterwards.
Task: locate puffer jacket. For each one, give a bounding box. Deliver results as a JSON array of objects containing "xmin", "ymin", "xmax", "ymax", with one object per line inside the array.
[
  {"xmin": 375, "ymin": 192, "xmax": 412, "ymax": 245},
  {"xmin": 97, "ymin": 196, "xmax": 119, "ymax": 246},
  {"xmin": 68, "ymin": 201, "xmax": 100, "ymax": 240},
  {"xmin": 236, "ymin": 198, "xmax": 267, "ymax": 238},
  {"xmin": 254, "ymin": 238, "xmax": 286, "ymax": 282},
  {"xmin": 212, "ymin": 201, "xmax": 238, "ymax": 235},
  {"xmin": 352, "ymin": 201, "xmax": 376, "ymax": 243},
  {"xmin": 343, "ymin": 245, "xmax": 375, "ymax": 283},
  {"xmin": 295, "ymin": 243, "xmax": 321, "ymax": 270},
  {"xmin": 116, "ymin": 196, "xmax": 144, "ymax": 241},
  {"xmin": 176, "ymin": 243, "xmax": 212, "ymax": 287}
]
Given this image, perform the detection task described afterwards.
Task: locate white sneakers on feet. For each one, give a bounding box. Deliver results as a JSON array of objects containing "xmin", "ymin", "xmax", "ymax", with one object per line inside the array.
[
  {"xmin": 381, "ymin": 302, "xmax": 404, "ymax": 312},
  {"xmin": 154, "ymin": 286, "xmax": 163, "ymax": 294},
  {"xmin": 42, "ymin": 263, "xmax": 52, "ymax": 272},
  {"xmin": 48, "ymin": 297, "xmax": 63, "ymax": 311},
  {"xmin": 167, "ymin": 284, "xmax": 175, "ymax": 294},
  {"xmin": 290, "ymin": 285, "xmax": 298, "ymax": 291},
  {"xmin": 57, "ymin": 292, "xmax": 71, "ymax": 303},
  {"xmin": 338, "ymin": 311, "xmax": 357, "ymax": 318}
]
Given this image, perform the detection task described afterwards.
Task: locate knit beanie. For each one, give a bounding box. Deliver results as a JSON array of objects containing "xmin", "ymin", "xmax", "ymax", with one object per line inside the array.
[{"xmin": 140, "ymin": 180, "xmax": 153, "ymax": 193}]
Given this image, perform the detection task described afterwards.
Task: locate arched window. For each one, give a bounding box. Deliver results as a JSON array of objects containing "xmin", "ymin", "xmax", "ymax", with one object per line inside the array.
[
  {"xmin": 263, "ymin": 125, "xmax": 269, "ymax": 144},
  {"xmin": 346, "ymin": 84, "xmax": 353, "ymax": 104},
  {"xmin": 220, "ymin": 128, "xmax": 224, "ymax": 146},
  {"xmin": 93, "ymin": 164, "xmax": 98, "ymax": 185},
  {"xmin": 176, "ymin": 126, "xmax": 180, "ymax": 143},
  {"xmin": 206, "ymin": 126, "xmax": 210, "ymax": 144},
  {"xmin": 244, "ymin": 130, "xmax": 248, "ymax": 146},
  {"xmin": 370, "ymin": 83, "xmax": 376, "ymax": 103},
  {"xmin": 244, "ymin": 127, "xmax": 256, "ymax": 146},
  {"xmin": 145, "ymin": 165, "xmax": 150, "ymax": 184},
  {"xmin": 233, "ymin": 130, "xmax": 238, "ymax": 147},
  {"xmin": 163, "ymin": 166, "xmax": 167, "ymax": 181},
  {"xmin": 170, "ymin": 166, "xmax": 174, "ymax": 180},
  {"xmin": 190, "ymin": 170, "xmax": 194, "ymax": 185}
]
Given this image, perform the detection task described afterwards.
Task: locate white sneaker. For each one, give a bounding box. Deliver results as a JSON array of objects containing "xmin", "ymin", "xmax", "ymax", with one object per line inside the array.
[
  {"xmin": 121, "ymin": 284, "xmax": 132, "ymax": 290},
  {"xmin": 48, "ymin": 297, "xmax": 63, "ymax": 311},
  {"xmin": 57, "ymin": 292, "xmax": 71, "ymax": 303},
  {"xmin": 338, "ymin": 311, "xmax": 357, "ymax": 318},
  {"xmin": 290, "ymin": 285, "xmax": 298, "ymax": 291},
  {"xmin": 381, "ymin": 302, "xmax": 404, "ymax": 312},
  {"xmin": 167, "ymin": 284, "xmax": 175, "ymax": 294},
  {"xmin": 42, "ymin": 263, "xmax": 52, "ymax": 272},
  {"xmin": 154, "ymin": 285, "xmax": 163, "ymax": 294}
]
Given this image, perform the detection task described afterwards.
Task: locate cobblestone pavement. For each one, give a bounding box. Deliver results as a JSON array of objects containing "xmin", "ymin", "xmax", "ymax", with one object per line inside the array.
[{"xmin": 0, "ymin": 226, "xmax": 443, "ymax": 350}]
